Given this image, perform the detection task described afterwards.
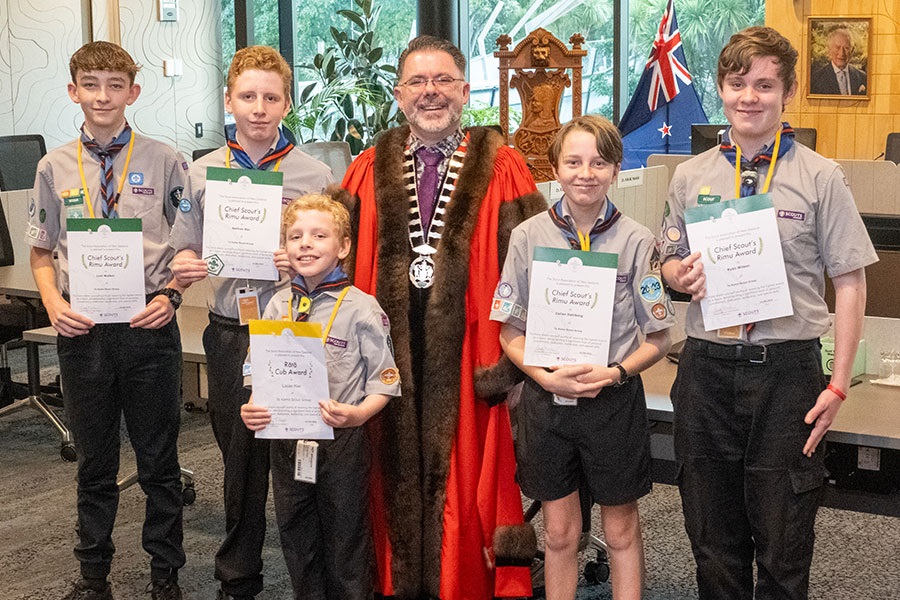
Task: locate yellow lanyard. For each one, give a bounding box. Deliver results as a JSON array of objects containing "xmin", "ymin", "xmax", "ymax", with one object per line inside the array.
[
  {"xmin": 734, "ymin": 128, "xmax": 781, "ymax": 199},
  {"xmin": 576, "ymin": 231, "xmax": 591, "ymax": 251},
  {"xmin": 225, "ymin": 148, "xmax": 283, "ymax": 172},
  {"xmin": 77, "ymin": 131, "xmax": 136, "ymax": 219},
  {"xmin": 288, "ymin": 286, "xmax": 350, "ymax": 344}
]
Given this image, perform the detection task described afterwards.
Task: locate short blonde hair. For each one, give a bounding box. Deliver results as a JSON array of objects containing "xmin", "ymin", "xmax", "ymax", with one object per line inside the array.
[
  {"xmin": 282, "ymin": 194, "xmax": 351, "ymax": 244},
  {"xmin": 227, "ymin": 45, "xmax": 293, "ymax": 101},
  {"xmin": 69, "ymin": 41, "xmax": 140, "ymax": 85}
]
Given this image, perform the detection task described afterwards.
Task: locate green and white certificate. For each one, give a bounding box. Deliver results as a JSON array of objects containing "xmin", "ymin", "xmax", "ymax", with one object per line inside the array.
[
  {"xmin": 248, "ymin": 319, "xmax": 334, "ymax": 440},
  {"xmin": 685, "ymin": 193, "xmax": 793, "ymax": 331},
  {"xmin": 67, "ymin": 218, "xmax": 145, "ymax": 323},
  {"xmin": 202, "ymin": 167, "xmax": 283, "ymax": 281},
  {"xmin": 524, "ymin": 246, "xmax": 618, "ymax": 368}
]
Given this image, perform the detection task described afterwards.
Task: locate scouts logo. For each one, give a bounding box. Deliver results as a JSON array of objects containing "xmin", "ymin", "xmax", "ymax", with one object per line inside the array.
[
  {"xmin": 205, "ymin": 254, "xmax": 225, "ymax": 276},
  {"xmin": 651, "ymin": 303, "xmax": 667, "ymax": 320},
  {"xmin": 380, "ymin": 368, "xmax": 400, "ymax": 385},
  {"xmin": 179, "ymin": 198, "xmax": 192, "ymax": 213},
  {"xmin": 497, "ymin": 282, "xmax": 513, "ymax": 298},
  {"xmin": 128, "ymin": 172, "xmax": 144, "ymax": 185},
  {"xmin": 777, "ymin": 209, "xmax": 805, "ymax": 221}
]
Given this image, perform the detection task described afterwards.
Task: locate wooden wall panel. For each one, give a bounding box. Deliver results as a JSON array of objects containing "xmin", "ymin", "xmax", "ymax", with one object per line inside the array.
[{"xmin": 768, "ymin": 0, "xmax": 900, "ymax": 161}]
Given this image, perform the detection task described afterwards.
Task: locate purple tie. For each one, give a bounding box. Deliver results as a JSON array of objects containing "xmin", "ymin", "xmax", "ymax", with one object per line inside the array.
[{"xmin": 415, "ymin": 146, "xmax": 444, "ymax": 230}]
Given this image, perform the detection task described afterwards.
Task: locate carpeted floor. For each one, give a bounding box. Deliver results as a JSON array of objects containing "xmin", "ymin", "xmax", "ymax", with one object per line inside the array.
[{"xmin": 1, "ymin": 347, "xmax": 899, "ymax": 600}]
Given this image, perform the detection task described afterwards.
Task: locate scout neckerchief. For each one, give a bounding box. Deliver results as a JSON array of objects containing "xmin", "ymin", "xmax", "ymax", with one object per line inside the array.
[
  {"xmin": 77, "ymin": 123, "xmax": 135, "ymax": 218},
  {"xmin": 290, "ymin": 264, "xmax": 351, "ymax": 329},
  {"xmin": 404, "ymin": 132, "xmax": 469, "ymax": 288},
  {"xmin": 548, "ymin": 196, "xmax": 621, "ymax": 251},
  {"xmin": 720, "ymin": 122, "xmax": 795, "ymax": 198},
  {"xmin": 224, "ymin": 123, "xmax": 293, "ymax": 171}
]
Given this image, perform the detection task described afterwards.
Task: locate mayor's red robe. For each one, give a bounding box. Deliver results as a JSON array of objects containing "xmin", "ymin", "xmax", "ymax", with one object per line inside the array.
[{"xmin": 336, "ymin": 125, "xmax": 546, "ymax": 599}]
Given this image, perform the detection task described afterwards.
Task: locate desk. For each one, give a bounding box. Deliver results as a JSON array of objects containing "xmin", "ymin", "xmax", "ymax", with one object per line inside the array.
[{"xmin": 641, "ymin": 359, "xmax": 900, "ymax": 516}]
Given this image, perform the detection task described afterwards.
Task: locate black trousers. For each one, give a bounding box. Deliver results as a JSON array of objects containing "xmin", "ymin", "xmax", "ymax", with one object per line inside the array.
[
  {"xmin": 271, "ymin": 426, "xmax": 373, "ymax": 600},
  {"xmin": 58, "ymin": 320, "xmax": 184, "ymax": 581},
  {"xmin": 672, "ymin": 337, "xmax": 827, "ymax": 600},
  {"xmin": 204, "ymin": 316, "xmax": 270, "ymax": 597}
]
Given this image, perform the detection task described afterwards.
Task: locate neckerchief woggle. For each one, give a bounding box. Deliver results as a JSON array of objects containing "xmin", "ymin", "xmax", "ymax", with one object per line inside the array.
[
  {"xmin": 291, "ymin": 265, "xmax": 351, "ymax": 322},
  {"xmin": 224, "ymin": 123, "xmax": 295, "ymax": 170},
  {"xmin": 720, "ymin": 122, "xmax": 795, "ymax": 198},
  {"xmin": 548, "ymin": 197, "xmax": 622, "ymax": 251}
]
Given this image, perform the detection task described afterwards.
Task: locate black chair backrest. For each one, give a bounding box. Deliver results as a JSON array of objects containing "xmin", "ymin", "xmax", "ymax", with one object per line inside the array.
[
  {"xmin": 0, "ymin": 134, "xmax": 46, "ymax": 192},
  {"xmin": 192, "ymin": 147, "xmax": 217, "ymax": 161},
  {"xmin": 885, "ymin": 133, "xmax": 900, "ymax": 165},
  {"xmin": 794, "ymin": 127, "xmax": 817, "ymax": 151},
  {"xmin": 0, "ymin": 200, "xmax": 16, "ymax": 267}
]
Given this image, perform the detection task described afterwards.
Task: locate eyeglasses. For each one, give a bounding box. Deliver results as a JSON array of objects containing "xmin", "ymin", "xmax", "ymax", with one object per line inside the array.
[{"xmin": 399, "ymin": 76, "xmax": 465, "ymax": 91}]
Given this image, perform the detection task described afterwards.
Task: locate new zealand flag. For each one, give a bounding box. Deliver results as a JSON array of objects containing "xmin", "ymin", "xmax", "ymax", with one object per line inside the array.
[{"xmin": 619, "ymin": 0, "xmax": 708, "ymax": 170}]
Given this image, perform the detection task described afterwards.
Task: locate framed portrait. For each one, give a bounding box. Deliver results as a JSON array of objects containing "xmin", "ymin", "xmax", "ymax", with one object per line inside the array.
[{"xmin": 808, "ymin": 17, "xmax": 871, "ymax": 99}]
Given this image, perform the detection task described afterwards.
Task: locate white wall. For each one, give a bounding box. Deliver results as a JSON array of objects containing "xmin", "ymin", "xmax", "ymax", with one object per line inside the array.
[{"xmin": 0, "ymin": 0, "xmax": 224, "ymax": 155}]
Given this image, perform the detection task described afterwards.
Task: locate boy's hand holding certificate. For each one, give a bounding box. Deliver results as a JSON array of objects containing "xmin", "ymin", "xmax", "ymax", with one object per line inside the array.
[
  {"xmin": 684, "ymin": 194, "xmax": 793, "ymax": 331},
  {"xmin": 249, "ymin": 320, "xmax": 334, "ymax": 440},
  {"xmin": 523, "ymin": 247, "xmax": 617, "ymax": 368},
  {"xmin": 202, "ymin": 167, "xmax": 283, "ymax": 281}
]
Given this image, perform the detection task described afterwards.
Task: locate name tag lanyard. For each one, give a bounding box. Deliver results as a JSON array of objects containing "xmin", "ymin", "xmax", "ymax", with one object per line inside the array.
[
  {"xmin": 289, "ymin": 286, "xmax": 351, "ymax": 343},
  {"xmin": 225, "ymin": 148, "xmax": 284, "ymax": 172},
  {"xmin": 733, "ymin": 128, "xmax": 782, "ymax": 198},
  {"xmin": 76, "ymin": 131, "xmax": 136, "ymax": 219}
]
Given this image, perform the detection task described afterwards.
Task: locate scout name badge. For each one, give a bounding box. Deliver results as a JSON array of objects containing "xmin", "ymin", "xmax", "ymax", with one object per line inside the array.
[{"xmin": 295, "ymin": 440, "xmax": 318, "ymax": 483}]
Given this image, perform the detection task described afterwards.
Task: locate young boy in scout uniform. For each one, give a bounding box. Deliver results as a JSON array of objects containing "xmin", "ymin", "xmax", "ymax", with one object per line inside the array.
[
  {"xmin": 168, "ymin": 46, "xmax": 332, "ymax": 600},
  {"xmin": 491, "ymin": 115, "xmax": 674, "ymax": 600},
  {"xmin": 27, "ymin": 41, "xmax": 187, "ymax": 600},
  {"xmin": 240, "ymin": 194, "xmax": 400, "ymax": 600}
]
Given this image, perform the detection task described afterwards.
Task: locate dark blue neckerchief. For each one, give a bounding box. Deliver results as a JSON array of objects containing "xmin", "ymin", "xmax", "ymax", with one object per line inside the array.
[
  {"xmin": 548, "ymin": 197, "xmax": 621, "ymax": 250},
  {"xmin": 224, "ymin": 123, "xmax": 295, "ymax": 170}
]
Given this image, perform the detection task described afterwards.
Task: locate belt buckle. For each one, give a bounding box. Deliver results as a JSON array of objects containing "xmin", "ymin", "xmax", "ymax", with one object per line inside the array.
[{"xmin": 749, "ymin": 345, "xmax": 768, "ymax": 364}]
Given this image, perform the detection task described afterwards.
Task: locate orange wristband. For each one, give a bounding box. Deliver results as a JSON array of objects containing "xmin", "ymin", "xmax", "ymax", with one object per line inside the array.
[{"xmin": 826, "ymin": 383, "xmax": 846, "ymax": 401}]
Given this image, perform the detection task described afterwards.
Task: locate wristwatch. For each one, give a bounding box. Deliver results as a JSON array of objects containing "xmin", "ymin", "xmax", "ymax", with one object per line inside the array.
[
  {"xmin": 156, "ymin": 287, "xmax": 183, "ymax": 310},
  {"xmin": 610, "ymin": 362, "xmax": 629, "ymax": 387}
]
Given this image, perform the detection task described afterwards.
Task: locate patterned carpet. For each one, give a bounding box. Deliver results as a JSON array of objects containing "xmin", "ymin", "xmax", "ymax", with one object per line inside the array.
[{"xmin": 1, "ymin": 345, "xmax": 899, "ymax": 599}]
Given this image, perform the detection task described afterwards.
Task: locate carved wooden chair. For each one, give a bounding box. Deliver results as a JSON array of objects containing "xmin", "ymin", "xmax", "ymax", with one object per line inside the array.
[{"xmin": 494, "ymin": 29, "xmax": 587, "ymax": 182}]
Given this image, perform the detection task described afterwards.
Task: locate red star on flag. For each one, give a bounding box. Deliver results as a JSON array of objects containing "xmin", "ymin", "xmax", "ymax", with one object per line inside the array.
[{"xmin": 658, "ymin": 122, "xmax": 672, "ymax": 137}]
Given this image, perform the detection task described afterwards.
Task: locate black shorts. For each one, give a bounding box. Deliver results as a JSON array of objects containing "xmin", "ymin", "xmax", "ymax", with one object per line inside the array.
[{"xmin": 513, "ymin": 375, "xmax": 651, "ymax": 506}]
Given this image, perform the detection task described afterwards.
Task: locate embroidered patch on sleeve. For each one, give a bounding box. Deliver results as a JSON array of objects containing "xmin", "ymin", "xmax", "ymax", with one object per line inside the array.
[{"xmin": 380, "ymin": 368, "xmax": 400, "ymax": 385}]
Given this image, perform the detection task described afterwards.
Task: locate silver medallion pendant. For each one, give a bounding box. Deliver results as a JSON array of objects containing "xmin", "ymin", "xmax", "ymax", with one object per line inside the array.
[{"xmin": 409, "ymin": 254, "xmax": 435, "ymax": 288}]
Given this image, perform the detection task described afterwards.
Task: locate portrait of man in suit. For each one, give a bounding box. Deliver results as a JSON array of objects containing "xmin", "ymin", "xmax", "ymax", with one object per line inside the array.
[{"xmin": 809, "ymin": 22, "xmax": 868, "ymax": 97}]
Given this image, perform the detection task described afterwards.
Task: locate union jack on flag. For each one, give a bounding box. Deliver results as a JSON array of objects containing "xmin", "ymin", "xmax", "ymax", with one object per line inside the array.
[
  {"xmin": 646, "ymin": 0, "xmax": 693, "ymax": 110},
  {"xmin": 618, "ymin": 0, "xmax": 707, "ymax": 169}
]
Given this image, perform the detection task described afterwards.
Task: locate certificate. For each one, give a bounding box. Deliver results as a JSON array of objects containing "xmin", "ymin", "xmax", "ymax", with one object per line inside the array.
[
  {"xmin": 684, "ymin": 193, "xmax": 793, "ymax": 331},
  {"xmin": 202, "ymin": 167, "xmax": 283, "ymax": 281},
  {"xmin": 248, "ymin": 319, "xmax": 334, "ymax": 440},
  {"xmin": 67, "ymin": 218, "xmax": 145, "ymax": 323},
  {"xmin": 523, "ymin": 247, "xmax": 618, "ymax": 368}
]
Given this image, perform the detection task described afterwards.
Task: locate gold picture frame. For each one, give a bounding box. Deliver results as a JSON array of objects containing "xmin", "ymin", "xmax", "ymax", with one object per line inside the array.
[{"xmin": 807, "ymin": 17, "xmax": 871, "ymax": 99}]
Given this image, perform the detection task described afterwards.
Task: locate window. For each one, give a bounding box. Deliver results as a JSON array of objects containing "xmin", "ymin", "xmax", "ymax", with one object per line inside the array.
[{"xmin": 467, "ymin": 0, "xmax": 765, "ymax": 125}]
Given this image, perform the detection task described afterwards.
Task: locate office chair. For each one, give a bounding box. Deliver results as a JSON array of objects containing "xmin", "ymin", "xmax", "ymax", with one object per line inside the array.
[
  {"xmin": 885, "ymin": 133, "xmax": 900, "ymax": 165},
  {"xmin": 191, "ymin": 147, "xmax": 217, "ymax": 162},
  {"xmin": 794, "ymin": 127, "xmax": 818, "ymax": 151},
  {"xmin": 0, "ymin": 134, "xmax": 46, "ymax": 191},
  {"xmin": 297, "ymin": 141, "xmax": 353, "ymax": 183}
]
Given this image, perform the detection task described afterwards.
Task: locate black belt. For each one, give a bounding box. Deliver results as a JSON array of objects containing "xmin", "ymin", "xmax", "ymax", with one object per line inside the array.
[
  {"xmin": 687, "ymin": 337, "xmax": 818, "ymax": 364},
  {"xmin": 207, "ymin": 311, "xmax": 243, "ymax": 327}
]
